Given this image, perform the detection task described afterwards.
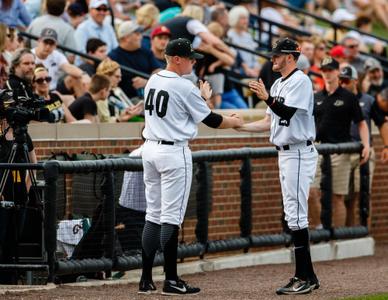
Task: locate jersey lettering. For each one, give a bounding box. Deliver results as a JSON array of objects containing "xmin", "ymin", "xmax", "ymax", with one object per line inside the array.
[{"xmin": 145, "ymin": 89, "xmax": 169, "ymax": 118}]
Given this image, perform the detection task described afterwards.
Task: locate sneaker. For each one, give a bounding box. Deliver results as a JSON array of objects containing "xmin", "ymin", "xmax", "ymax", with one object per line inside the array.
[
  {"xmin": 310, "ymin": 276, "xmax": 320, "ymax": 290},
  {"xmin": 162, "ymin": 278, "xmax": 200, "ymax": 295},
  {"xmin": 276, "ymin": 277, "xmax": 312, "ymax": 295},
  {"xmin": 138, "ymin": 279, "xmax": 157, "ymax": 295}
]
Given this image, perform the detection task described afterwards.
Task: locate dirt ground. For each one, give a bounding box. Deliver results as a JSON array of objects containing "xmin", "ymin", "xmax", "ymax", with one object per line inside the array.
[{"xmin": 2, "ymin": 243, "xmax": 388, "ymax": 300}]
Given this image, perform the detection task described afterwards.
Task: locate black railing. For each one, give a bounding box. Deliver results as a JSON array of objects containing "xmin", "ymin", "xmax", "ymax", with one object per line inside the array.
[{"xmin": 37, "ymin": 142, "xmax": 369, "ymax": 280}]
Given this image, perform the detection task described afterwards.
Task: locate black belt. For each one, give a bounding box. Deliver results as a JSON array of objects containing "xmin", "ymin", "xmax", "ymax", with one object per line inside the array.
[
  {"xmin": 148, "ymin": 140, "xmax": 175, "ymax": 145},
  {"xmin": 275, "ymin": 140, "xmax": 312, "ymax": 151}
]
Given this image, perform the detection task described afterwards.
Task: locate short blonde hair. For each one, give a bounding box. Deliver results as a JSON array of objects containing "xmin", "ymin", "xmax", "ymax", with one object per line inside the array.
[
  {"xmin": 136, "ymin": 4, "xmax": 160, "ymax": 28},
  {"xmin": 181, "ymin": 5, "xmax": 204, "ymax": 22},
  {"xmin": 96, "ymin": 59, "xmax": 120, "ymax": 76},
  {"xmin": 207, "ymin": 22, "xmax": 224, "ymax": 38},
  {"xmin": 228, "ymin": 5, "xmax": 249, "ymax": 28}
]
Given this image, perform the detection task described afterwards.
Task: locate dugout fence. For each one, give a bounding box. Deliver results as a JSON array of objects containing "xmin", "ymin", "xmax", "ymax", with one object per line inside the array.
[{"xmin": 36, "ymin": 142, "xmax": 369, "ymax": 282}]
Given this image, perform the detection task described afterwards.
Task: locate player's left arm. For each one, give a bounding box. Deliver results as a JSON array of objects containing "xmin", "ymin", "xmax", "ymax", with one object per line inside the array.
[
  {"xmin": 358, "ymin": 120, "xmax": 370, "ymax": 165},
  {"xmin": 249, "ymin": 79, "xmax": 297, "ymax": 121}
]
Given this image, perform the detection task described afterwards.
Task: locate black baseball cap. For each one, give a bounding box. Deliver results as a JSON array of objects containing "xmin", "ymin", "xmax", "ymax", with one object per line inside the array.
[
  {"xmin": 339, "ymin": 65, "xmax": 358, "ymax": 80},
  {"xmin": 270, "ymin": 38, "xmax": 300, "ymax": 57},
  {"xmin": 165, "ymin": 38, "xmax": 204, "ymax": 59},
  {"xmin": 321, "ymin": 56, "xmax": 339, "ymax": 70}
]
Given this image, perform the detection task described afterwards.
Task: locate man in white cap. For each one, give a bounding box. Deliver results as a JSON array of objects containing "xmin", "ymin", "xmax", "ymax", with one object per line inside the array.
[
  {"xmin": 75, "ymin": 0, "xmax": 118, "ymax": 56},
  {"xmin": 108, "ymin": 21, "xmax": 161, "ymax": 99}
]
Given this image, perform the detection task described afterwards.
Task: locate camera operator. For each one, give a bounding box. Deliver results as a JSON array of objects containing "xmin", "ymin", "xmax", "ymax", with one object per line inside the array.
[{"xmin": 5, "ymin": 48, "xmax": 35, "ymax": 100}]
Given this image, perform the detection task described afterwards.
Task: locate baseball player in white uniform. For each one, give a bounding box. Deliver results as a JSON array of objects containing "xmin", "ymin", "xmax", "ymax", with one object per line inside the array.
[
  {"xmin": 139, "ymin": 38, "xmax": 242, "ymax": 295},
  {"xmin": 236, "ymin": 38, "xmax": 319, "ymax": 295}
]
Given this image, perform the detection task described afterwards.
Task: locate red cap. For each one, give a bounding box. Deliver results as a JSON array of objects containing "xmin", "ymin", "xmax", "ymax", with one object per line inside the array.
[
  {"xmin": 151, "ymin": 26, "xmax": 171, "ymax": 39},
  {"xmin": 329, "ymin": 45, "xmax": 346, "ymax": 58}
]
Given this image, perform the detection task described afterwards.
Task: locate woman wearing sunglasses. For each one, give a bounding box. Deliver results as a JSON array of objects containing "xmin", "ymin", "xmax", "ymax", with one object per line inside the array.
[{"xmin": 32, "ymin": 65, "xmax": 76, "ymax": 123}]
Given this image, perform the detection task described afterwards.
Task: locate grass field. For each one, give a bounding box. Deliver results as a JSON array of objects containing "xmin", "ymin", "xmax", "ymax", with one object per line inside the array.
[{"xmin": 342, "ymin": 293, "xmax": 388, "ymax": 300}]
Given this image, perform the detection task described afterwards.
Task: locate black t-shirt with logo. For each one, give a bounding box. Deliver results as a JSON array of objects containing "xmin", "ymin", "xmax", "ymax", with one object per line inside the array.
[{"xmin": 314, "ymin": 86, "xmax": 364, "ymax": 143}]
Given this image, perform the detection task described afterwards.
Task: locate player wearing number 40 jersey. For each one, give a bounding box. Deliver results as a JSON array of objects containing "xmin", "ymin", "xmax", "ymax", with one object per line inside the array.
[{"xmin": 139, "ymin": 38, "xmax": 242, "ymax": 296}]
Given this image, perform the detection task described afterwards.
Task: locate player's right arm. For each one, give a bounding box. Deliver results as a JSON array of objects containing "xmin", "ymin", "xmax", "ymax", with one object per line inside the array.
[{"xmin": 235, "ymin": 113, "xmax": 271, "ymax": 133}]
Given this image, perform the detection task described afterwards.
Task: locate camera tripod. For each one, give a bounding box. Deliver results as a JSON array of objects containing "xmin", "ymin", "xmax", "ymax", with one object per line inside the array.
[{"xmin": 0, "ymin": 123, "xmax": 43, "ymax": 283}]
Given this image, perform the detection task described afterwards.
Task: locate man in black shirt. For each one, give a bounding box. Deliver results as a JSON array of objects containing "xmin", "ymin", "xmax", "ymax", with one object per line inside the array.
[
  {"xmin": 376, "ymin": 87, "xmax": 388, "ymax": 161},
  {"xmin": 68, "ymin": 74, "xmax": 110, "ymax": 123},
  {"xmin": 309, "ymin": 57, "xmax": 370, "ymax": 228}
]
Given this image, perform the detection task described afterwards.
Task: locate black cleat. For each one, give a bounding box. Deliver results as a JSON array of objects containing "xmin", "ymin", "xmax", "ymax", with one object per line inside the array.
[
  {"xmin": 162, "ymin": 278, "xmax": 200, "ymax": 295},
  {"xmin": 138, "ymin": 279, "xmax": 157, "ymax": 295},
  {"xmin": 276, "ymin": 277, "xmax": 312, "ymax": 295}
]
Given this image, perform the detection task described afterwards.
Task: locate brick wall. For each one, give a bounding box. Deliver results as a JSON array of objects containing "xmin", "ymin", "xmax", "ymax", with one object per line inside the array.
[{"xmin": 33, "ymin": 134, "xmax": 388, "ymax": 243}]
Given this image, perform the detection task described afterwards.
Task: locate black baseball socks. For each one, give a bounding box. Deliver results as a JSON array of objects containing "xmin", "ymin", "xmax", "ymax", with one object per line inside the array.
[
  {"xmin": 141, "ymin": 221, "xmax": 161, "ymax": 281},
  {"xmin": 160, "ymin": 223, "xmax": 179, "ymax": 281},
  {"xmin": 292, "ymin": 228, "xmax": 316, "ymax": 281}
]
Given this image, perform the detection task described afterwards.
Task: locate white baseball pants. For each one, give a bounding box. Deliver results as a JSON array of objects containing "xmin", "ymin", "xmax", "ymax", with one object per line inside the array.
[
  {"xmin": 142, "ymin": 141, "xmax": 192, "ymax": 226},
  {"xmin": 278, "ymin": 143, "xmax": 318, "ymax": 231}
]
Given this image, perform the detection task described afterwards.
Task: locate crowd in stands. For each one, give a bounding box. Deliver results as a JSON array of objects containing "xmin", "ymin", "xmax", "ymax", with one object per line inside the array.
[{"xmin": 0, "ymin": 0, "xmax": 387, "ymax": 247}]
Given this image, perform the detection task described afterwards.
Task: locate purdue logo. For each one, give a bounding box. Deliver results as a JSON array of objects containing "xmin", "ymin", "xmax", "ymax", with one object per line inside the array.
[
  {"xmin": 322, "ymin": 57, "xmax": 333, "ymax": 66},
  {"xmin": 334, "ymin": 100, "xmax": 344, "ymax": 107}
]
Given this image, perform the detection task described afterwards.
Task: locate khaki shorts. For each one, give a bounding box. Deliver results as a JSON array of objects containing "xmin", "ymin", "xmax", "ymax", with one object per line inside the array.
[
  {"xmin": 350, "ymin": 147, "xmax": 376, "ymax": 193},
  {"xmin": 312, "ymin": 153, "xmax": 351, "ymax": 195}
]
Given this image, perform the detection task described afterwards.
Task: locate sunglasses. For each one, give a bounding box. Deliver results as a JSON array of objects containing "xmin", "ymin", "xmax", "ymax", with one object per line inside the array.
[
  {"xmin": 95, "ymin": 6, "xmax": 109, "ymax": 12},
  {"xmin": 346, "ymin": 44, "xmax": 359, "ymax": 49},
  {"xmin": 34, "ymin": 76, "xmax": 52, "ymax": 84}
]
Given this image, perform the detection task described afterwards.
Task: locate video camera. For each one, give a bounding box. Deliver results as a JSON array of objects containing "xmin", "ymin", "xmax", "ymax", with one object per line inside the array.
[{"xmin": 0, "ymin": 89, "xmax": 50, "ymax": 126}]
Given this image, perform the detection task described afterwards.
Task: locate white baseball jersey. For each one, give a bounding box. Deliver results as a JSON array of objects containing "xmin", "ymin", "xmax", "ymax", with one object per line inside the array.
[
  {"xmin": 143, "ymin": 70, "xmax": 211, "ymax": 142},
  {"xmin": 266, "ymin": 70, "xmax": 315, "ymax": 147}
]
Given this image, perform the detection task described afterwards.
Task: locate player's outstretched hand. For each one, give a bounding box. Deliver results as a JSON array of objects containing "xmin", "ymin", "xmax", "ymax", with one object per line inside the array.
[
  {"xmin": 249, "ymin": 79, "xmax": 269, "ymax": 101},
  {"xmin": 199, "ymin": 80, "xmax": 212, "ymax": 101}
]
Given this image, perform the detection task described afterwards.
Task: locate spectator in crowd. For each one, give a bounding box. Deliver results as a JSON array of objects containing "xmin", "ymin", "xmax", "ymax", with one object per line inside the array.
[
  {"xmin": 25, "ymin": 0, "xmax": 43, "ymax": 20},
  {"xmin": 376, "ymin": 87, "xmax": 388, "ymax": 116},
  {"xmin": 362, "ymin": 58, "xmax": 388, "ymax": 97},
  {"xmin": 297, "ymin": 54, "xmax": 311, "ymax": 74},
  {"xmin": 0, "ymin": 0, "xmax": 32, "ymax": 30},
  {"xmin": 210, "ymin": 7, "xmax": 229, "ymax": 36},
  {"xmin": 227, "ymin": 5, "xmax": 260, "ymax": 78},
  {"xmin": 108, "ymin": 21, "xmax": 161, "ymax": 100},
  {"xmin": 310, "ymin": 38, "xmax": 327, "ymax": 92},
  {"xmin": 68, "ymin": 74, "xmax": 110, "ymax": 123},
  {"xmin": 162, "ymin": 4, "xmax": 233, "ymax": 58},
  {"xmin": 75, "ymin": 0, "xmax": 118, "ymax": 55},
  {"xmin": 5, "ymin": 48, "xmax": 35, "ymax": 99},
  {"xmin": 329, "ymin": 45, "xmax": 347, "ymax": 64},
  {"xmin": 67, "ymin": 3, "xmax": 87, "ymax": 29},
  {"xmin": 325, "ymin": 8, "xmax": 355, "ymax": 42},
  {"xmin": 79, "ymin": 38, "xmax": 108, "ymax": 76},
  {"xmin": 158, "ymin": 0, "xmax": 186, "ymax": 23},
  {"xmin": 309, "ymin": 57, "xmax": 369, "ymax": 228},
  {"xmin": 338, "ymin": 64, "xmax": 388, "ymax": 226},
  {"xmin": 32, "ymin": 28, "xmax": 84, "ymax": 90},
  {"xmin": 299, "ymin": 38, "xmax": 314, "ymax": 65},
  {"xmin": 150, "ymin": 25, "xmax": 171, "ymax": 68},
  {"xmin": 354, "ymin": 15, "xmax": 386, "ymax": 56},
  {"xmin": 136, "ymin": 4, "xmax": 160, "ymax": 50},
  {"xmin": 96, "ymin": 59, "xmax": 144, "ymax": 122},
  {"xmin": 196, "ymin": 21, "xmax": 236, "ymax": 109},
  {"xmin": 2, "ymin": 26, "xmax": 19, "ymax": 67},
  {"xmin": 341, "ymin": 36, "xmax": 367, "ymax": 77},
  {"xmin": 117, "ymin": 136, "xmax": 146, "ymax": 253},
  {"xmin": 32, "ymin": 65, "xmax": 76, "ymax": 123},
  {"xmin": 27, "ymin": 0, "xmax": 78, "ymax": 62}
]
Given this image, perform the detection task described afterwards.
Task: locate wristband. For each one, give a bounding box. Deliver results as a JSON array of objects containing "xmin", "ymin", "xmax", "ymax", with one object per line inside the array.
[{"xmin": 265, "ymin": 96, "xmax": 275, "ymax": 107}]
